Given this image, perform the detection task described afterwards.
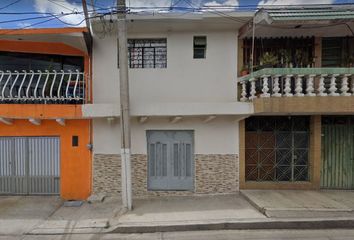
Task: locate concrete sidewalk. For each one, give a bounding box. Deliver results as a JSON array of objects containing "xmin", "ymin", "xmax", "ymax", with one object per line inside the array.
[
  {"xmin": 3, "ymin": 191, "xmax": 354, "ymax": 235},
  {"xmin": 29, "ymin": 196, "xmax": 122, "ymax": 234},
  {"xmin": 113, "ymin": 194, "xmax": 265, "ymax": 223},
  {"xmin": 110, "ymin": 192, "xmax": 354, "ymax": 233},
  {"xmin": 241, "ymin": 190, "xmax": 354, "ymax": 218},
  {"xmin": 110, "ymin": 194, "xmax": 268, "ymax": 233},
  {"xmin": 0, "ymin": 195, "xmax": 122, "ymax": 235},
  {"xmin": 0, "ymin": 196, "xmax": 62, "ymax": 235}
]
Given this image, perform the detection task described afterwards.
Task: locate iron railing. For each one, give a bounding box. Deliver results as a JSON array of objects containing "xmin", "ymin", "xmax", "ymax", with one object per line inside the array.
[{"xmin": 0, "ymin": 70, "xmax": 89, "ymax": 104}]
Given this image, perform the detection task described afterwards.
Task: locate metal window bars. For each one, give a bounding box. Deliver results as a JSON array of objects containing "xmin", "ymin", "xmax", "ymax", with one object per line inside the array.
[
  {"xmin": 0, "ymin": 70, "xmax": 89, "ymax": 104},
  {"xmin": 128, "ymin": 39, "xmax": 167, "ymax": 69}
]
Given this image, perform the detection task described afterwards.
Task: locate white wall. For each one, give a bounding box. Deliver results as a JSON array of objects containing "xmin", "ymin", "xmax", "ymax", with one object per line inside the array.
[
  {"xmin": 93, "ymin": 117, "xmax": 239, "ymax": 155},
  {"xmin": 92, "ymin": 30, "xmax": 238, "ymax": 104},
  {"xmin": 92, "ymin": 29, "xmax": 240, "ymax": 155}
]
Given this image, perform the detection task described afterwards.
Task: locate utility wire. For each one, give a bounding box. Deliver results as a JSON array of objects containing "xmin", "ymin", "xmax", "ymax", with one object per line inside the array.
[
  {"xmin": 47, "ymin": 0, "xmax": 77, "ymax": 12},
  {"xmin": 0, "ymin": 12, "xmax": 103, "ymax": 37},
  {"xmin": 0, "ymin": 1, "xmax": 352, "ymax": 31},
  {"xmin": 0, "ymin": 0, "xmax": 23, "ymax": 11}
]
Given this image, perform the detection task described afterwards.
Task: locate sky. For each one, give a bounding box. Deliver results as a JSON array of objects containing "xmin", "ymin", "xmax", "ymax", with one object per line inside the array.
[{"xmin": 0, "ymin": 0, "xmax": 353, "ymax": 29}]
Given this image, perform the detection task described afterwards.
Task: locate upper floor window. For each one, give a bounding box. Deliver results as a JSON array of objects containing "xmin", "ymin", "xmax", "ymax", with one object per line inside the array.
[
  {"xmin": 128, "ymin": 39, "xmax": 167, "ymax": 68},
  {"xmin": 0, "ymin": 51, "xmax": 84, "ymax": 71},
  {"xmin": 193, "ymin": 36, "xmax": 207, "ymax": 59}
]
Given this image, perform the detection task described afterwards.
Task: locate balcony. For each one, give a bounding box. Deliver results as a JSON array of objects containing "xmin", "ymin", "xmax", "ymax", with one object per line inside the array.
[
  {"xmin": 238, "ymin": 68, "xmax": 354, "ymax": 114},
  {"xmin": 0, "ymin": 70, "xmax": 89, "ymax": 104}
]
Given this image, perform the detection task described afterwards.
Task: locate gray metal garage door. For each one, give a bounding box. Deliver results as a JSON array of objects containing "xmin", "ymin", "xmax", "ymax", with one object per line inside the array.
[
  {"xmin": 147, "ymin": 130, "xmax": 194, "ymax": 191},
  {"xmin": 0, "ymin": 137, "xmax": 60, "ymax": 195}
]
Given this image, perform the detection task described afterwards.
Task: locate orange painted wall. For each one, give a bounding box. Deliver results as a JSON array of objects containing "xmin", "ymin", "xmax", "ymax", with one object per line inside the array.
[
  {"xmin": 0, "ymin": 104, "xmax": 83, "ymax": 119},
  {"xmin": 0, "ymin": 119, "xmax": 91, "ymax": 200}
]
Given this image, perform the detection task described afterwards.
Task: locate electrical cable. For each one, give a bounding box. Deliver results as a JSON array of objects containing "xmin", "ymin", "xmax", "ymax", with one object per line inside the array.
[{"xmin": 0, "ymin": 0, "xmax": 23, "ymax": 11}]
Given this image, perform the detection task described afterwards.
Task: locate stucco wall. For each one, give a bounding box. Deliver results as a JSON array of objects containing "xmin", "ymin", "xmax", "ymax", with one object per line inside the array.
[
  {"xmin": 93, "ymin": 117, "xmax": 239, "ymax": 155},
  {"xmin": 92, "ymin": 30, "xmax": 238, "ymax": 104}
]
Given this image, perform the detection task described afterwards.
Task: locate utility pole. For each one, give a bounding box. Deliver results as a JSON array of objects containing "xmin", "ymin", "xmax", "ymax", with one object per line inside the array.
[
  {"xmin": 82, "ymin": 0, "xmax": 91, "ymax": 32},
  {"xmin": 117, "ymin": 0, "xmax": 132, "ymax": 210}
]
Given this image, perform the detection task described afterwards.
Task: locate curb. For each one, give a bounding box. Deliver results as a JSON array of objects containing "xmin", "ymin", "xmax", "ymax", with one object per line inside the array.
[{"xmin": 111, "ymin": 218, "xmax": 354, "ymax": 233}]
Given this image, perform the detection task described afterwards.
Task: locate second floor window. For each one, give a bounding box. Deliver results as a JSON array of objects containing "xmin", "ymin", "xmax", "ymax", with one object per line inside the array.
[
  {"xmin": 128, "ymin": 39, "xmax": 167, "ymax": 68},
  {"xmin": 193, "ymin": 36, "xmax": 207, "ymax": 59}
]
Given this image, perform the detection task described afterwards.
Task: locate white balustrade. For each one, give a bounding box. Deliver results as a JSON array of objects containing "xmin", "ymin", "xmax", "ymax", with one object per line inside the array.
[
  {"xmin": 249, "ymin": 78, "xmax": 256, "ymax": 100},
  {"xmin": 0, "ymin": 70, "xmax": 87, "ymax": 103},
  {"xmin": 329, "ymin": 74, "xmax": 339, "ymax": 96},
  {"xmin": 272, "ymin": 75, "xmax": 281, "ymax": 97},
  {"xmin": 239, "ymin": 71, "xmax": 354, "ymax": 101},
  {"xmin": 260, "ymin": 75, "xmax": 270, "ymax": 98},
  {"xmin": 295, "ymin": 75, "xmax": 304, "ymax": 97},
  {"xmin": 240, "ymin": 81, "xmax": 247, "ymax": 102},
  {"xmin": 317, "ymin": 74, "xmax": 327, "ymax": 96},
  {"xmin": 305, "ymin": 74, "xmax": 316, "ymax": 96},
  {"xmin": 284, "ymin": 75, "xmax": 293, "ymax": 97},
  {"xmin": 341, "ymin": 74, "xmax": 351, "ymax": 96}
]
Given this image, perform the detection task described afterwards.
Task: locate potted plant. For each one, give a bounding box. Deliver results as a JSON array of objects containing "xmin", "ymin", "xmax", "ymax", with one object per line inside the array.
[
  {"xmin": 240, "ymin": 64, "xmax": 249, "ymax": 76},
  {"xmin": 279, "ymin": 49, "xmax": 291, "ymax": 67},
  {"xmin": 349, "ymin": 56, "xmax": 354, "ymax": 67},
  {"xmin": 259, "ymin": 52, "xmax": 278, "ymax": 68},
  {"xmin": 295, "ymin": 49, "xmax": 310, "ymax": 68},
  {"xmin": 294, "ymin": 49, "xmax": 302, "ymax": 67}
]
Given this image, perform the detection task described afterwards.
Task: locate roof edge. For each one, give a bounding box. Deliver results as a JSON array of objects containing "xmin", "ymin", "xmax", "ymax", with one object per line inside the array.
[{"xmin": 0, "ymin": 27, "xmax": 88, "ymax": 36}]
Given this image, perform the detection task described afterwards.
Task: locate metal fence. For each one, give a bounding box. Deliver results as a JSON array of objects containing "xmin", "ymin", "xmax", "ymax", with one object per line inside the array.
[{"xmin": 0, "ymin": 70, "xmax": 89, "ymax": 104}]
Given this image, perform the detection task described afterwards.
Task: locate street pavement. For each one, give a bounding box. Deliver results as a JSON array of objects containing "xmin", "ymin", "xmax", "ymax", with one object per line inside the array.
[{"xmin": 2, "ymin": 229, "xmax": 354, "ymax": 240}]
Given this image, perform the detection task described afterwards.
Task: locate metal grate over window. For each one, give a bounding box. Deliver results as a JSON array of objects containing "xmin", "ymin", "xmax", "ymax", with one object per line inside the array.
[
  {"xmin": 245, "ymin": 116, "xmax": 310, "ymax": 182},
  {"xmin": 128, "ymin": 39, "xmax": 167, "ymax": 68}
]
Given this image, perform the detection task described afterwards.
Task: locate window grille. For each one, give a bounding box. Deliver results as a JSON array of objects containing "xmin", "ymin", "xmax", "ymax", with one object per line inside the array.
[{"xmin": 128, "ymin": 39, "xmax": 167, "ymax": 68}]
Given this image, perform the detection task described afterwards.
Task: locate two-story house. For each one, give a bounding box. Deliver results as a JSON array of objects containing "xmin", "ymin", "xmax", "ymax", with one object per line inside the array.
[
  {"xmin": 0, "ymin": 28, "xmax": 92, "ymax": 200},
  {"xmin": 85, "ymin": 11, "xmax": 253, "ymax": 197},
  {"xmin": 1, "ymin": 4, "xmax": 353, "ymax": 201},
  {"xmin": 238, "ymin": 6, "xmax": 354, "ymax": 190}
]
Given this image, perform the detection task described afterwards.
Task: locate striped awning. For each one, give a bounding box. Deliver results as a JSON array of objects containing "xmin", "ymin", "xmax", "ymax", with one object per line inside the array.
[{"xmin": 255, "ymin": 6, "xmax": 354, "ymax": 24}]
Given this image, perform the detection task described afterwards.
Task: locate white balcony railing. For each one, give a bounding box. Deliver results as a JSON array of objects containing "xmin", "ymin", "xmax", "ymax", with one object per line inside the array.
[
  {"xmin": 0, "ymin": 70, "xmax": 88, "ymax": 104},
  {"xmin": 238, "ymin": 68, "xmax": 354, "ymax": 101}
]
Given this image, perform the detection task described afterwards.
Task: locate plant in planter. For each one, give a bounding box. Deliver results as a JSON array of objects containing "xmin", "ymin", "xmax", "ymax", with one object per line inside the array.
[
  {"xmin": 301, "ymin": 50, "xmax": 310, "ymax": 68},
  {"xmin": 294, "ymin": 49, "xmax": 302, "ymax": 67},
  {"xmin": 349, "ymin": 56, "xmax": 354, "ymax": 67},
  {"xmin": 294, "ymin": 49, "xmax": 310, "ymax": 68},
  {"xmin": 259, "ymin": 52, "xmax": 278, "ymax": 68},
  {"xmin": 279, "ymin": 49, "xmax": 291, "ymax": 67},
  {"xmin": 240, "ymin": 64, "xmax": 250, "ymax": 76}
]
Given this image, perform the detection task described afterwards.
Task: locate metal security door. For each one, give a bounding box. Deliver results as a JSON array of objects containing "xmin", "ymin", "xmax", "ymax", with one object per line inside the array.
[
  {"xmin": 321, "ymin": 117, "xmax": 354, "ymax": 189},
  {"xmin": 0, "ymin": 137, "xmax": 60, "ymax": 195},
  {"xmin": 147, "ymin": 131, "xmax": 194, "ymax": 191},
  {"xmin": 245, "ymin": 116, "xmax": 310, "ymax": 182}
]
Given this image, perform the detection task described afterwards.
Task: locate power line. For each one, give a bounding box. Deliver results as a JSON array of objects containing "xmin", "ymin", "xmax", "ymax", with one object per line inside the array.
[
  {"xmin": 0, "ymin": 0, "xmax": 23, "ymax": 11},
  {"xmin": 0, "ymin": 5, "xmax": 113, "ymax": 15},
  {"xmin": 182, "ymin": 0, "xmax": 248, "ymax": 23},
  {"xmin": 0, "ymin": 12, "xmax": 103, "ymax": 37},
  {"xmin": 47, "ymin": 0, "xmax": 77, "ymax": 12},
  {"xmin": 0, "ymin": 1, "xmax": 352, "ymax": 31}
]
